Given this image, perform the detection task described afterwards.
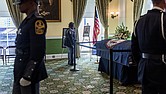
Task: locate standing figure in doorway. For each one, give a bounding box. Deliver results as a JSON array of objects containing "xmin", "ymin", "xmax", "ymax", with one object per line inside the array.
[
  {"xmin": 64, "ymin": 22, "xmax": 76, "ymax": 66},
  {"xmin": 13, "ymin": 0, "xmax": 48, "ymax": 94}
]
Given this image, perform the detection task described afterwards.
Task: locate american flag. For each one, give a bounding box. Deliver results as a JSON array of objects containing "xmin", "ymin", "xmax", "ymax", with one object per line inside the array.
[{"xmin": 93, "ymin": 7, "xmax": 100, "ymax": 45}]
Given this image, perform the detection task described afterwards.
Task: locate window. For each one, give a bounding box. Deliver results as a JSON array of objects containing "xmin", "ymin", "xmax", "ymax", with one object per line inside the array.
[
  {"xmin": 78, "ymin": 0, "xmax": 104, "ymax": 52},
  {"xmin": 0, "ymin": 1, "xmax": 16, "ymax": 47},
  {"xmin": 78, "ymin": 0, "xmax": 104, "ymax": 42},
  {"xmin": 141, "ymin": 0, "xmax": 153, "ymax": 15},
  {"xmin": 0, "ymin": 17, "xmax": 15, "ymax": 28}
]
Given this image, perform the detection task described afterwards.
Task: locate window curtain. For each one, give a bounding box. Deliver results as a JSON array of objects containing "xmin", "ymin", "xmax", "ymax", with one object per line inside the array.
[
  {"xmin": 6, "ymin": 0, "xmax": 24, "ymax": 28},
  {"xmin": 133, "ymin": 0, "xmax": 144, "ymax": 23},
  {"xmin": 72, "ymin": 0, "xmax": 87, "ymax": 58},
  {"xmin": 95, "ymin": 0, "xmax": 109, "ymax": 39}
]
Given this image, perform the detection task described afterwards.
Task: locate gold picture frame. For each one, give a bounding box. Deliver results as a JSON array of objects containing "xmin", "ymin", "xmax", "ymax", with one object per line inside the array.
[{"xmin": 39, "ymin": 0, "xmax": 61, "ymax": 22}]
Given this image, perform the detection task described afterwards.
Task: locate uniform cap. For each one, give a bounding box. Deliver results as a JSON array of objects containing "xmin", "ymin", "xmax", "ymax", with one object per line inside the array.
[{"xmin": 69, "ymin": 22, "xmax": 74, "ymax": 28}]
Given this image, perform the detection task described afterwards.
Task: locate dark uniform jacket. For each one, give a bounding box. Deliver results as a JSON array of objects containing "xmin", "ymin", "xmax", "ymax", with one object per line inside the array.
[
  {"xmin": 64, "ymin": 28, "xmax": 76, "ymax": 48},
  {"xmin": 131, "ymin": 8, "xmax": 166, "ymax": 85},
  {"xmin": 14, "ymin": 11, "xmax": 48, "ymax": 83}
]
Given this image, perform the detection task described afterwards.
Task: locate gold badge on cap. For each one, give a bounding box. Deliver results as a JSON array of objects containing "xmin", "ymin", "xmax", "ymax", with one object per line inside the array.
[{"xmin": 35, "ymin": 20, "xmax": 45, "ymax": 35}]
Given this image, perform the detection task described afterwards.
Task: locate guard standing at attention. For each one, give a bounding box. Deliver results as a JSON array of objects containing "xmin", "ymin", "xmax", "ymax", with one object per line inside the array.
[
  {"xmin": 64, "ymin": 22, "xmax": 76, "ymax": 66},
  {"xmin": 131, "ymin": 0, "xmax": 166, "ymax": 93},
  {"xmin": 13, "ymin": 0, "xmax": 48, "ymax": 94}
]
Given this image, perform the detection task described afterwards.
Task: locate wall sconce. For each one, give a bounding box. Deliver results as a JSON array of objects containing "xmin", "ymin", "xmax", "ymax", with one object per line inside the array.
[{"xmin": 110, "ymin": 12, "xmax": 119, "ymax": 19}]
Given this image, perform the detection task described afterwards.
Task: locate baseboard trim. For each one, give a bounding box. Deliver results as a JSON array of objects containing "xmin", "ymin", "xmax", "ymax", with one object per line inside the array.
[{"xmin": 46, "ymin": 54, "xmax": 68, "ymax": 60}]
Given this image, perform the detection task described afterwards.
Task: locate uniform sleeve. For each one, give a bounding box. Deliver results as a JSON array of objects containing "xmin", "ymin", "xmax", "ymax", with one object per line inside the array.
[
  {"xmin": 66, "ymin": 29, "xmax": 73, "ymax": 47},
  {"xmin": 23, "ymin": 18, "xmax": 47, "ymax": 81},
  {"xmin": 74, "ymin": 30, "xmax": 76, "ymax": 42},
  {"xmin": 131, "ymin": 22, "xmax": 141, "ymax": 64},
  {"xmin": 164, "ymin": 13, "xmax": 166, "ymax": 40},
  {"xmin": 69, "ymin": 30, "xmax": 74, "ymax": 46}
]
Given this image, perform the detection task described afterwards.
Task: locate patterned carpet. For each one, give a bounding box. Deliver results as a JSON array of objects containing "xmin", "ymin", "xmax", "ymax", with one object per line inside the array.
[{"xmin": 0, "ymin": 53, "xmax": 142, "ymax": 94}]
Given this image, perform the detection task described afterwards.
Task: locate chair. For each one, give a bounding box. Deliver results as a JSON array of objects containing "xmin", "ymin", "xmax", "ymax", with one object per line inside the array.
[
  {"xmin": 5, "ymin": 46, "xmax": 16, "ymax": 64},
  {"xmin": 0, "ymin": 46, "xmax": 5, "ymax": 65}
]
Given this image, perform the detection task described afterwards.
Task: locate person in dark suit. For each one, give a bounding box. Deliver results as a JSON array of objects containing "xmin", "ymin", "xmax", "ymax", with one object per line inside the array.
[
  {"xmin": 64, "ymin": 22, "xmax": 76, "ymax": 65},
  {"xmin": 131, "ymin": 0, "xmax": 166, "ymax": 93},
  {"xmin": 13, "ymin": 0, "xmax": 48, "ymax": 94}
]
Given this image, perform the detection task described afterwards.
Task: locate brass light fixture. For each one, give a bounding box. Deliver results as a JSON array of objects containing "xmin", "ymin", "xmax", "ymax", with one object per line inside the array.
[{"xmin": 110, "ymin": 12, "xmax": 119, "ymax": 19}]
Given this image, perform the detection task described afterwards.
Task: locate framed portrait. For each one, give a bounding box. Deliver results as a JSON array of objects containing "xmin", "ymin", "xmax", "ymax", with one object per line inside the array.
[
  {"xmin": 39, "ymin": 0, "xmax": 61, "ymax": 22},
  {"xmin": 83, "ymin": 26, "xmax": 90, "ymax": 37}
]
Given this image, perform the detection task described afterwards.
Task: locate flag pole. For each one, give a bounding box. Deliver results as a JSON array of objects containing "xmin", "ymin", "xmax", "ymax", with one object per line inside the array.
[
  {"xmin": 95, "ymin": 55, "xmax": 99, "ymax": 64},
  {"xmin": 93, "ymin": 7, "xmax": 100, "ymax": 64},
  {"xmin": 90, "ymin": 39, "xmax": 92, "ymax": 61}
]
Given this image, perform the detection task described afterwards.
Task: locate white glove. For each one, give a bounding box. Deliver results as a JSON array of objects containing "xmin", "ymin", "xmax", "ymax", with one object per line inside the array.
[{"xmin": 19, "ymin": 78, "xmax": 31, "ymax": 86}]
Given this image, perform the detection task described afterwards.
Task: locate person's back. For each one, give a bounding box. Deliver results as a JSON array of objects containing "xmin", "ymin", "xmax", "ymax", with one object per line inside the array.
[
  {"xmin": 131, "ymin": 0, "xmax": 166, "ymax": 94},
  {"xmin": 136, "ymin": 9, "xmax": 166, "ymax": 54}
]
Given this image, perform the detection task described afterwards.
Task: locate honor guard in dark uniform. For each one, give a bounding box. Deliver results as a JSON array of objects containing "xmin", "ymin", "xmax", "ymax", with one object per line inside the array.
[
  {"xmin": 13, "ymin": 0, "xmax": 48, "ymax": 94},
  {"xmin": 64, "ymin": 22, "xmax": 76, "ymax": 66},
  {"xmin": 131, "ymin": 0, "xmax": 166, "ymax": 93}
]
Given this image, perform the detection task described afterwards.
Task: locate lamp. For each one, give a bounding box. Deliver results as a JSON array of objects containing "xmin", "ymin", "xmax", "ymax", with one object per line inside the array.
[{"xmin": 110, "ymin": 12, "xmax": 119, "ymax": 19}]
